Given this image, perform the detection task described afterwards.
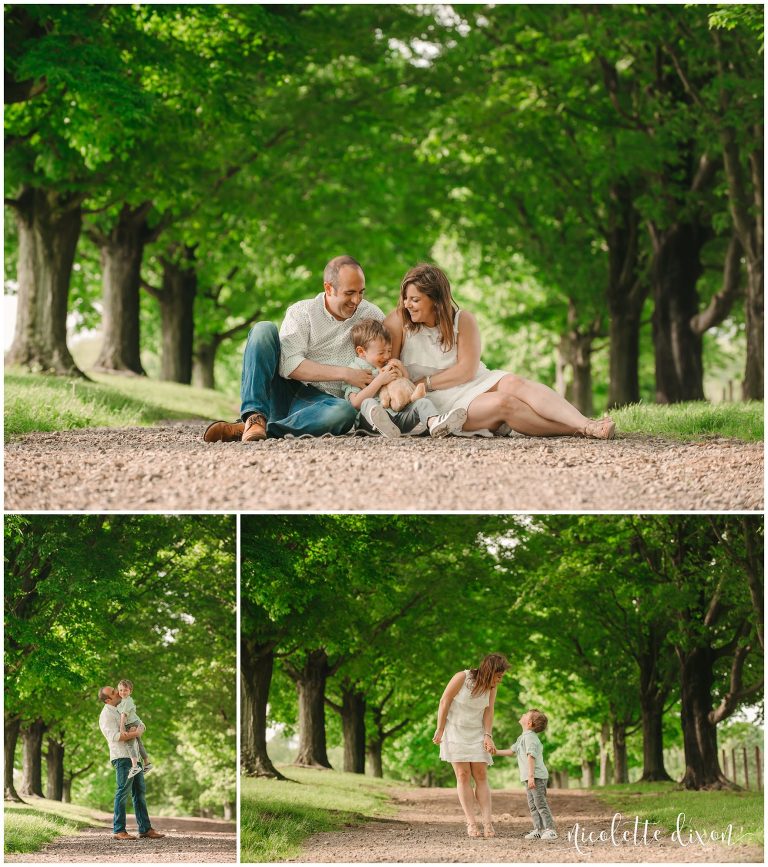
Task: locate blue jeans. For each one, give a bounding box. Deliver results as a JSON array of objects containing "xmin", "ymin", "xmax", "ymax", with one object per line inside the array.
[
  {"xmin": 240, "ymin": 322, "xmax": 357, "ymax": 438},
  {"xmin": 111, "ymin": 758, "xmax": 151, "ymax": 835}
]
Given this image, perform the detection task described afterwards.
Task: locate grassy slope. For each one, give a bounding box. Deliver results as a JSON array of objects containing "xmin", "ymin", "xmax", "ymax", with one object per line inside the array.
[
  {"xmin": 612, "ymin": 401, "xmax": 763, "ymax": 441},
  {"xmin": 240, "ymin": 767, "xmax": 397, "ymax": 863},
  {"xmin": 4, "ymin": 369, "xmax": 239, "ymax": 441},
  {"xmin": 4, "ymin": 799, "xmax": 106, "ymax": 854},
  {"xmin": 595, "ymin": 782, "xmax": 764, "ymax": 847}
]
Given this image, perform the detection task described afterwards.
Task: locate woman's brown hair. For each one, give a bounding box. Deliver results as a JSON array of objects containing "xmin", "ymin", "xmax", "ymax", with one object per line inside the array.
[
  {"xmin": 398, "ymin": 263, "xmax": 458, "ymax": 351},
  {"xmin": 469, "ymin": 652, "xmax": 509, "ymax": 696}
]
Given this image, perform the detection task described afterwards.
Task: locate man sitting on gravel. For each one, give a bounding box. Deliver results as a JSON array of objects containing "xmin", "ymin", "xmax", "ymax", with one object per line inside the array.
[
  {"xmin": 98, "ymin": 685, "xmax": 165, "ymax": 842},
  {"xmin": 203, "ymin": 255, "xmax": 384, "ymax": 442}
]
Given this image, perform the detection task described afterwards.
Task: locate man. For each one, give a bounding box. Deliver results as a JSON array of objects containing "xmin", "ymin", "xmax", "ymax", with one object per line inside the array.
[
  {"xmin": 98, "ymin": 685, "xmax": 165, "ymax": 841},
  {"xmin": 204, "ymin": 254, "xmax": 384, "ymax": 442}
]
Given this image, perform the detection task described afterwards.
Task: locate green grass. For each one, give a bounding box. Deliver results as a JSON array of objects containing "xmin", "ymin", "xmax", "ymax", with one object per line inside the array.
[
  {"xmin": 4, "ymin": 368, "xmax": 238, "ymax": 441},
  {"xmin": 240, "ymin": 767, "xmax": 398, "ymax": 863},
  {"xmin": 613, "ymin": 401, "xmax": 763, "ymax": 441},
  {"xmin": 596, "ymin": 782, "xmax": 764, "ymax": 847},
  {"xmin": 4, "ymin": 798, "xmax": 105, "ymax": 854}
]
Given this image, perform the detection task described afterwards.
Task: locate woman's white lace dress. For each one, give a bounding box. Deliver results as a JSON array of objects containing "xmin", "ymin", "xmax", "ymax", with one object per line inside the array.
[{"xmin": 439, "ymin": 670, "xmax": 493, "ymax": 765}]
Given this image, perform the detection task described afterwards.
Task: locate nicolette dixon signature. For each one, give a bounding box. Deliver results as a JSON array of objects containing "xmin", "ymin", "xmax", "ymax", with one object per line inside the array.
[{"xmin": 566, "ymin": 812, "xmax": 747, "ymax": 855}]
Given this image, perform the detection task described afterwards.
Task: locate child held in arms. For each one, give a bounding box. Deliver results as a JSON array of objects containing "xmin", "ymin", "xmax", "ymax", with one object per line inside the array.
[
  {"xmin": 344, "ymin": 318, "xmax": 466, "ymax": 438},
  {"xmin": 117, "ymin": 679, "xmax": 154, "ymax": 779},
  {"xmin": 493, "ymin": 709, "xmax": 557, "ymax": 841}
]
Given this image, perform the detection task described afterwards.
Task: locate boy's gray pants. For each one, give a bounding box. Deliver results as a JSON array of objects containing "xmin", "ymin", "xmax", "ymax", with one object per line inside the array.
[
  {"xmin": 526, "ymin": 778, "xmax": 555, "ymax": 830},
  {"xmin": 125, "ymin": 722, "xmax": 149, "ymax": 763},
  {"xmin": 360, "ymin": 397, "xmax": 437, "ymax": 434}
]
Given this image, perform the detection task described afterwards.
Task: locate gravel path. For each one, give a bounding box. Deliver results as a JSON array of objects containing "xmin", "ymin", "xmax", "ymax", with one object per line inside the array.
[
  {"xmin": 5, "ymin": 815, "xmax": 236, "ymax": 862},
  {"xmin": 292, "ymin": 786, "xmax": 763, "ymax": 863},
  {"xmin": 4, "ymin": 422, "xmax": 763, "ymax": 511}
]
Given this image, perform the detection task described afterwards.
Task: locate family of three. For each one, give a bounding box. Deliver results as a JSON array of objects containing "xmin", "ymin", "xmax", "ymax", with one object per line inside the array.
[
  {"xmin": 434, "ymin": 653, "xmax": 557, "ymax": 841},
  {"xmin": 203, "ymin": 255, "xmax": 616, "ymax": 443}
]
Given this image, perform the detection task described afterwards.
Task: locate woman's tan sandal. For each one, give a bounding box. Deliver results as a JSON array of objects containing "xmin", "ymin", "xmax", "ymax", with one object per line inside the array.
[{"xmin": 583, "ymin": 417, "xmax": 616, "ymax": 440}]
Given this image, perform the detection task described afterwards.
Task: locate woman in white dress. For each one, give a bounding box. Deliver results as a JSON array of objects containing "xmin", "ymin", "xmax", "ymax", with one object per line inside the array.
[
  {"xmin": 433, "ymin": 653, "xmax": 509, "ymax": 838},
  {"xmin": 383, "ymin": 264, "xmax": 616, "ymax": 438}
]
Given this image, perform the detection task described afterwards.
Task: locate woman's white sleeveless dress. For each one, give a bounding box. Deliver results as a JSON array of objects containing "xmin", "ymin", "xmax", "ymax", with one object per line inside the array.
[
  {"xmin": 400, "ymin": 310, "xmax": 506, "ymax": 417},
  {"xmin": 439, "ymin": 670, "xmax": 493, "ymax": 765}
]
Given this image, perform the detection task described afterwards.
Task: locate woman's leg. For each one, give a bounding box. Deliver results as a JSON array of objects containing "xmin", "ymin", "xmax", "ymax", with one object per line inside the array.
[
  {"xmin": 493, "ymin": 374, "xmax": 592, "ymax": 431},
  {"xmin": 466, "ymin": 392, "xmax": 578, "ymax": 437},
  {"xmin": 470, "ymin": 762, "xmax": 494, "ymax": 835},
  {"xmin": 451, "ymin": 762, "xmax": 479, "ymax": 831}
]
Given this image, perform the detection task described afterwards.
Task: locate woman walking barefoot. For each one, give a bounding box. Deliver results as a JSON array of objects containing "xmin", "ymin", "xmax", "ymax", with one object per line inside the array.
[
  {"xmin": 384, "ymin": 264, "xmax": 616, "ymax": 439},
  {"xmin": 433, "ymin": 653, "xmax": 509, "ymax": 838}
]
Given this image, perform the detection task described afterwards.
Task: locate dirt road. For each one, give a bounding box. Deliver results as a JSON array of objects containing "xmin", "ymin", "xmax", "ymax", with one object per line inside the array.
[
  {"xmin": 5, "ymin": 815, "xmax": 236, "ymax": 863},
  {"xmin": 292, "ymin": 786, "xmax": 762, "ymax": 863},
  {"xmin": 4, "ymin": 422, "xmax": 762, "ymax": 511}
]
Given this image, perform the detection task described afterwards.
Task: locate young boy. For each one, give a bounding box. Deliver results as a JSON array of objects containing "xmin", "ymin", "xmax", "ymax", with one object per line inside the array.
[
  {"xmin": 117, "ymin": 679, "xmax": 154, "ymax": 779},
  {"xmin": 494, "ymin": 709, "xmax": 557, "ymax": 840},
  {"xmin": 344, "ymin": 319, "xmax": 466, "ymax": 438}
]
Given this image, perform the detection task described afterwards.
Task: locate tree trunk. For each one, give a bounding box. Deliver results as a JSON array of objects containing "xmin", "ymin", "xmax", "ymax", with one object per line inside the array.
[
  {"xmin": 650, "ymin": 222, "xmax": 708, "ymax": 403},
  {"xmin": 340, "ymin": 684, "xmax": 366, "ymax": 774},
  {"xmin": 742, "ymin": 255, "xmax": 763, "ymax": 399},
  {"xmin": 558, "ymin": 301, "xmax": 595, "ymax": 417},
  {"xmin": 93, "ymin": 204, "xmax": 150, "ymax": 375},
  {"xmin": 599, "ymin": 722, "xmax": 613, "ymax": 786},
  {"xmin": 4, "ymin": 716, "xmax": 23, "ymax": 802},
  {"xmin": 581, "ymin": 759, "xmax": 595, "ymax": 788},
  {"xmin": 678, "ymin": 646, "xmax": 734, "ymax": 789},
  {"xmin": 612, "ymin": 721, "xmax": 629, "ymax": 783},
  {"xmin": 637, "ymin": 637, "xmax": 673, "ymax": 782},
  {"xmin": 223, "ymin": 801, "xmax": 235, "ymax": 820},
  {"xmin": 6, "ymin": 186, "xmax": 84, "ymax": 376},
  {"xmin": 192, "ymin": 338, "xmax": 218, "ymax": 390},
  {"xmin": 46, "ymin": 735, "xmax": 64, "ymax": 800},
  {"xmin": 19, "ymin": 719, "xmax": 47, "ymax": 797},
  {"xmin": 158, "ymin": 249, "xmax": 196, "ymax": 383},
  {"xmin": 606, "ymin": 182, "xmax": 647, "ymax": 408},
  {"xmin": 240, "ymin": 640, "xmax": 285, "ymax": 779},
  {"xmin": 366, "ymin": 739, "xmax": 384, "ymax": 778},
  {"xmin": 290, "ymin": 650, "xmax": 332, "ymax": 769},
  {"xmin": 62, "ymin": 779, "xmax": 72, "ymax": 803}
]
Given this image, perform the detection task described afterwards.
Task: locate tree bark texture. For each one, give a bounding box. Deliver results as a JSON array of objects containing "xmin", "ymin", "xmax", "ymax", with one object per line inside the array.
[
  {"xmin": 20, "ymin": 718, "xmax": 47, "ymax": 797},
  {"xmin": 6, "ymin": 186, "xmax": 83, "ymax": 376},
  {"xmin": 599, "ymin": 722, "xmax": 612, "ymax": 786},
  {"xmin": 192, "ymin": 339, "xmax": 218, "ymax": 390},
  {"xmin": 93, "ymin": 204, "xmax": 151, "ymax": 375},
  {"xmin": 678, "ymin": 646, "xmax": 733, "ymax": 789},
  {"xmin": 637, "ymin": 633, "xmax": 673, "ymax": 782},
  {"xmin": 340, "ymin": 684, "xmax": 366, "ymax": 774},
  {"xmin": 611, "ymin": 721, "xmax": 629, "ymax": 784},
  {"xmin": 650, "ymin": 221, "xmax": 708, "ymax": 403},
  {"xmin": 46, "ymin": 735, "xmax": 64, "ymax": 800},
  {"xmin": 289, "ymin": 650, "xmax": 332, "ymax": 769},
  {"xmin": 240, "ymin": 640, "xmax": 285, "ymax": 779},
  {"xmin": 581, "ymin": 759, "xmax": 595, "ymax": 788},
  {"xmin": 366, "ymin": 740, "xmax": 384, "ymax": 778},
  {"xmin": 4, "ymin": 716, "xmax": 23, "ymax": 801},
  {"xmin": 158, "ymin": 249, "xmax": 197, "ymax": 384},
  {"xmin": 606, "ymin": 183, "xmax": 647, "ymax": 408}
]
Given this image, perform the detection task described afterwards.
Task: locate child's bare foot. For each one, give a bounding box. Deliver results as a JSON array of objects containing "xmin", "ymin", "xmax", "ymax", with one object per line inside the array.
[{"xmin": 466, "ymin": 823, "xmax": 481, "ymax": 838}]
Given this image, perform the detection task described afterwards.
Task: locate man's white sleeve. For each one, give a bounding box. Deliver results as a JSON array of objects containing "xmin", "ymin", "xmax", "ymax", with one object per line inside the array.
[
  {"xmin": 279, "ymin": 304, "xmax": 312, "ymax": 379},
  {"xmin": 100, "ymin": 711, "xmax": 121, "ymax": 744}
]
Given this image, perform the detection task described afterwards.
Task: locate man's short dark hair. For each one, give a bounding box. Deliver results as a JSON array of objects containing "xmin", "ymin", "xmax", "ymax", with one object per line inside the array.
[
  {"xmin": 323, "ymin": 255, "xmax": 363, "ymax": 289},
  {"xmin": 98, "ymin": 686, "xmax": 112, "ymax": 703}
]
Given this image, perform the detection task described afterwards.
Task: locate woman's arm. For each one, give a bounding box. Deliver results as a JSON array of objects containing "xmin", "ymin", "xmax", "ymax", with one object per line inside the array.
[
  {"xmin": 432, "ymin": 671, "xmax": 466, "ymax": 743},
  {"xmin": 482, "ymin": 686, "xmax": 497, "ymax": 752}
]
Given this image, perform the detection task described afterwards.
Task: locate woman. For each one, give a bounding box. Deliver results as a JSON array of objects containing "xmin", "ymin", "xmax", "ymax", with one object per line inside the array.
[
  {"xmin": 433, "ymin": 653, "xmax": 509, "ymax": 838},
  {"xmin": 383, "ymin": 264, "xmax": 616, "ymax": 438}
]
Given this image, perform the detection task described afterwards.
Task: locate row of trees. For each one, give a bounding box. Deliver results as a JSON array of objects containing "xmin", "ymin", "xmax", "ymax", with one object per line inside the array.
[
  {"xmin": 4, "ymin": 5, "xmax": 763, "ymax": 406},
  {"xmin": 241, "ymin": 514, "xmax": 763, "ymax": 790},
  {"xmin": 4, "ymin": 515, "xmax": 236, "ymax": 817}
]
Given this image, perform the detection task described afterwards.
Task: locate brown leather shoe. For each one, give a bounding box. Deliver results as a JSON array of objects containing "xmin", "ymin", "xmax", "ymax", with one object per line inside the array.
[
  {"xmin": 242, "ymin": 413, "xmax": 267, "ymax": 442},
  {"xmin": 203, "ymin": 420, "xmax": 245, "ymax": 443},
  {"xmin": 139, "ymin": 828, "xmax": 166, "ymax": 839},
  {"xmin": 113, "ymin": 831, "xmax": 137, "ymax": 840}
]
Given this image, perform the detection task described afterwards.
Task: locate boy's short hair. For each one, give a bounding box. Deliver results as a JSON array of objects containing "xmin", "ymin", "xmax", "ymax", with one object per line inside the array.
[
  {"xmin": 118, "ymin": 679, "xmax": 134, "ymax": 690},
  {"xmin": 528, "ymin": 709, "xmax": 548, "ymax": 732},
  {"xmin": 351, "ymin": 318, "xmax": 391, "ymax": 350}
]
